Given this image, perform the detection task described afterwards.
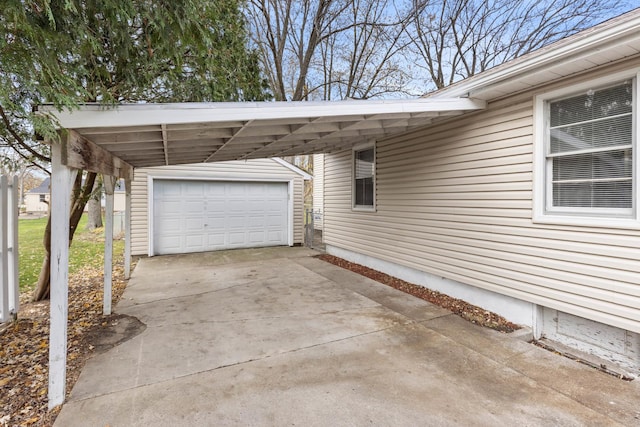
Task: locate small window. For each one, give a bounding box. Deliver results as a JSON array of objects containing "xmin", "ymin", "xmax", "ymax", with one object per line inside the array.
[
  {"xmin": 534, "ymin": 74, "xmax": 638, "ymax": 227},
  {"xmin": 39, "ymin": 194, "xmax": 46, "ymax": 203},
  {"xmin": 353, "ymin": 145, "xmax": 375, "ymax": 209}
]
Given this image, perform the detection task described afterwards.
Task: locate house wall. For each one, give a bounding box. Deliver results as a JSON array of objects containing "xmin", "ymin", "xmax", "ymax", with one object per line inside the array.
[
  {"xmin": 25, "ymin": 191, "xmax": 124, "ymax": 213},
  {"xmin": 323, "ymin": 60, "xmax": 640, "ymax": 358},
  {"xmin": 24, "ymin": 194, "xmax": 49, "ymax": 212},
  {"xmin": 113, "ymin": 193, "xmax": 126, "ymax": 212},
  {"xmin": 131, "ymin": 159, "xmax": 305, "ymax": 256}
]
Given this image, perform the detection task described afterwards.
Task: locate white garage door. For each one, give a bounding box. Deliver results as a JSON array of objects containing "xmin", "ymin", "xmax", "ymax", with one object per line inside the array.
[{"xmin": 153, "ymin": 180, "xmax": 289, "ymax": 255}]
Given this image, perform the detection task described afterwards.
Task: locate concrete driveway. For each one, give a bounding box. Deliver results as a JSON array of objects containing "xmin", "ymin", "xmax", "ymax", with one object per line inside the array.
[{"xmin": 55, "ymin": 247, "xmax": 640, "ymax": 426}]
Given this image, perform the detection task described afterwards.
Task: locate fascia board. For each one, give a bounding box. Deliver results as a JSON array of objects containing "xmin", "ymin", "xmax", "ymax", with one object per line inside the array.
[{"xmin": 38, "ymin": 98, "xmax": 486, "ymax": 129}]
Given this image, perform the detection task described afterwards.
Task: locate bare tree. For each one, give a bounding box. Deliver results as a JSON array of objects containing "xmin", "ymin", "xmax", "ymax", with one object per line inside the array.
[
  {"xmin": 245, "ymin": 0, "xmax": 418, "ymax": 179},
  {"xmin": 245, "ymin": 0, "xmax": 346, "ymax": 100},
  {"xmin": 86, "ymin": 177, "xmax": 103, "ymax": 230},
  {"xmin": 315, "ymin": 0, "xmax": 416, "ymax": 100},
  {"xmin": 406, "ymin": 0, "xmax": 630, "ymax": 90},
  {"xmin": 245, "ymin": 0, "xmax": 415, "ymax": 101}
]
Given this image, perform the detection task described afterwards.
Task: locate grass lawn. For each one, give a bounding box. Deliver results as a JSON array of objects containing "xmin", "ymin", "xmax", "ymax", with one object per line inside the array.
[{"xmin": 18, "ymin": 214, "xmax": 125, "ymax": 294}]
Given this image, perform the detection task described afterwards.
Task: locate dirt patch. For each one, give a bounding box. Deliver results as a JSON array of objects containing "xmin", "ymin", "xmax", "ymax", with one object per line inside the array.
[
  {"xmin": 317, "ymin": 254, "xmax": 520, "ymax": 333},
  {"xmin": 84, "ymin": 314, "xmax": 146, "ymax": 354}
]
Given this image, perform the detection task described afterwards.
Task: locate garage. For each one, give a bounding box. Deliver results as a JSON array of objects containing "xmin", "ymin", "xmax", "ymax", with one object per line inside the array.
[{"xmin": 152, "ymin": 179, "xmax": 289, "ymax": 255}]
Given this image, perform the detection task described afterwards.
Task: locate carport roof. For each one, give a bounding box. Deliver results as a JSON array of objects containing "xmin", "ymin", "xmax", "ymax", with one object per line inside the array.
[{"xmin": 39, "ymin": 98, "xmax": 485, "ymax": 169}]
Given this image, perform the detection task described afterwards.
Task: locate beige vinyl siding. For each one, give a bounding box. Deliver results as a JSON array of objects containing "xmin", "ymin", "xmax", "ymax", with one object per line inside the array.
[
  {"xmin": 324, "ymin": 88, "xmax": 640, "ymax": 334},
  {"xmin": 131, "ymin": 159, "xmax": 305, "ymax": 256}
]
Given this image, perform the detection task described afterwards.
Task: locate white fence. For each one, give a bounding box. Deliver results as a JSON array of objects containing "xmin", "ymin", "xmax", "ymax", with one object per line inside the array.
[{"xmin": 0, "ymin": 175, "xmax": 19, "ymax": 323}]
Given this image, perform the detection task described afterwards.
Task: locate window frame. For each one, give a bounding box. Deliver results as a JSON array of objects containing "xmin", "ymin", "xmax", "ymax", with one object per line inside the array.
[
  {"xmin": 533, "ymin": 69, "xmax": 640, "ymax": 229},
  {"xmin": 352, "ymin": 142, "xmax": 376, "ymax": 212}
]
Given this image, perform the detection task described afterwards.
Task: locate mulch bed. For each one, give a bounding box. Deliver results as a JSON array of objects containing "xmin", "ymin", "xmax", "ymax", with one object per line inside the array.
[
  {"xmin": 0, "ymin": 261, "xmax": 130, "ymax": 427},
  {"xmin": 317, "ymin": 254, "xmax": 520, "ymax": 333}
]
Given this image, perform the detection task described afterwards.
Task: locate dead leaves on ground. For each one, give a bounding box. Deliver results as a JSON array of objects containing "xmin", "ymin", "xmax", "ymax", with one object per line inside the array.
[
  {"xmin": 317, "ymin": 254, "xmax": 520, "ymax": 333},
  {"xmin": 0, "ymin": 262, "xmax": 129, "ymax": 427}
]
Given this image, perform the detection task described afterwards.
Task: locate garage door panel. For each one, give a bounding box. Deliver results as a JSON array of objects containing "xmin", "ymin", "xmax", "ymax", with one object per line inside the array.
[
  {"xmin": 206, "ymin": 217, "xmax": 226, "ymax": 230},
  {"xmin": 207, "ymin": 233, "xmax": 225, "ymax": 245},
  {"xmin": 266, "ymin": 214, "xmax": 285, "ymax": 226},
  {"xmin": 228, "ymin": 232, "xmax": 247, "ymax": 245},
  {"xmin": 156, "ymin": 235, "xmax": 181, "ymax": 252},
  {"xmin": 247, "ymin": 215, "xmax": 266, "ymax": 227},
  {"xmin": 185, "ymin": 234, "xmax": 205, "ymax": 248},
  {"xmin": 249, "ymin": 230, "xmax": 266, "ymax": 240},
  {"xmin": 185, "ymin": 218, "xmax": 205, "ymax": 231},
  {"xmin": 157, "ymin": 184, "xmax": 181, "ymax": 196},
  {"xmin": 185, "ymin": 199, "xmax": 205, "ymax": 210},
  {"xmin": 153, "ymin": 180, "xmax": 288, "ymax": 255},
  {"xmin": 157, "ymin": 200, "xmax": 182, "ymax": 214},
  {"xmin": 157, "ymin": 217, "xmax": 183, "ymax": 230},
  {"xmin": 183, "ymin": 182, "xmax": 205, "ymax": 195},
  {"xmin": 267, "ymin": 230, "xmax": 284, "ymax": 242}
]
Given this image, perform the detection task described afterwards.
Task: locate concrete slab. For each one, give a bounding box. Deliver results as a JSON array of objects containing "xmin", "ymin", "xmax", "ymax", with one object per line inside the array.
[{"xmin": 56, "ymin": 247, "xmax": 640, "ymax": 426}]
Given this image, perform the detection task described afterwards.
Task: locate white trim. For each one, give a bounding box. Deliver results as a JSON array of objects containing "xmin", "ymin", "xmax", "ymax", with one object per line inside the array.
[
  {"xmin": 0, "ymin": 176, "xmax": 8, "ymax": 322},
  {"xmin": 533, "ymin": 68, "xmax": 640, "ymax": 229},
  {"xmin": 352, "ymin": 142, "xmax": 376, "ymax": 212},
  {"xmin": 147, "ymin": 175, "xmax": 155, "ymax": 256},
  {"xmin": 124, "ymin": 179, "xmax": 131, "ymax": 279},
  {"xmin": 103, "ymin": 176, "xmax": 116, "ymax": 315},
  {"xmin": 272, "ymin": 158, "xmax": 312, "ymax": 180},
  {"xmin": 8, "ymin": 176, "xmax": 19, "ymax": 318},
  {"xmin": 287, "ymin": 180, "xmax": 294, "ymax": 246},
  {"xmin": 147, "ymin": 174, "xmax": 295, "ymax": 256}
]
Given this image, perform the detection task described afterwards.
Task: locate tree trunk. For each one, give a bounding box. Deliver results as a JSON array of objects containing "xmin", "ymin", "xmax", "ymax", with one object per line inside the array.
[
  {"xmin": 86, "ymin": 178, "xmax": 103, "ymax": 230},
  {"xmin": 32, "ymin": 172, "xmax": 98, "ymax": 301},
  {"xmin": 32, "ymin": 216, "xmax": 52, "ymax": 301}
]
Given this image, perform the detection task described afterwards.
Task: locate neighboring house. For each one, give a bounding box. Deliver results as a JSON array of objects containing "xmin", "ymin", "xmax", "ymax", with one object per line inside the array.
[
  {"xmin": 321, "ymin": 13, "xmax": 640, "ymax": 374},
  {"xmin": 24, "ymin": 177, "xmax": 126, "ymax": 213},
  {"xmin": 24, "ymin": 178, "xmax": 50, "ymax": 212},
  {"xmin": 130, "ymin": 158, "xmax": 311, "ymax": 256}
]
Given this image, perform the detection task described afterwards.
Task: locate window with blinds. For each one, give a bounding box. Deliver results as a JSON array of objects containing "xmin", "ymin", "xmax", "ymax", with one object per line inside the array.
[
  {"xmin": 546, "ymin": 80, "xmax": 634, "ymax": 216},
  {"xmin": 353, "ymin": 146, "xmax": 375, "ymax": 209}
]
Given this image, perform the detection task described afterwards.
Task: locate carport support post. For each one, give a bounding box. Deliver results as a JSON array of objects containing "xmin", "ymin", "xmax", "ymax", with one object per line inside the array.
[
  {"xmin": 48, "ymin": 141, "xmax": 78, "ymax": 409},
  {"xmin": 103, "ymin": 176, "xmax": 116, "ymax": 315},
  {"xmin": 124, "ymin": 178, "xmax": 131, "ymax": 279}
]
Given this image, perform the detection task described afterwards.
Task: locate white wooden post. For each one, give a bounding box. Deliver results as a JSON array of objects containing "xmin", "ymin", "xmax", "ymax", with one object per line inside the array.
[
  {"xmin": 124, "ymin": 178, "xmax": 131, "ymax": 279},
  {"xmin": 103, "ymin": 175, "xmax": 116, "ymax": 315},
  {"xmin": 8, "ymin": 176, "xmax": 19, "ymax": 317},
  {"xmin": 48, "ymin": 142, "xmax": 78, "ymax": 409},
  {"xmin": 0, "ymin": 176, "xmax": 8, "ymax": 322}
]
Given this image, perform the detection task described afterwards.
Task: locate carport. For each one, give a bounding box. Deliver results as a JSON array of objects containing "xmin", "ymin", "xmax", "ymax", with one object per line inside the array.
[{"xmin": 39, "ymin": 97, "xmax": 486, "ymax": 408}]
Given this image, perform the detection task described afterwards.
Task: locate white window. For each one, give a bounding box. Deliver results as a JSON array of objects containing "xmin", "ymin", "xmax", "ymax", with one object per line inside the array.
[
  {"xmin": 353, "ymin": 145, "xmax": 375, "ymax": 210},
  {"xmin": 534, "ymin": 71, "xmax": 639, "ymax": 228}
]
